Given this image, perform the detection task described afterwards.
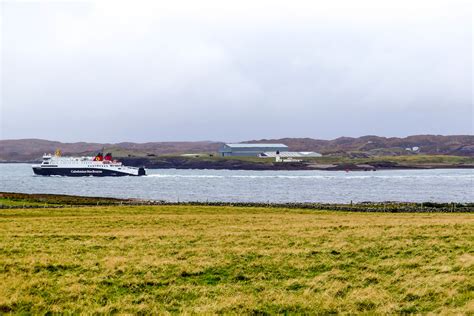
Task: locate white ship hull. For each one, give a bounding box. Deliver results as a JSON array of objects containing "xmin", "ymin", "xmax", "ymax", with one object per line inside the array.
[
  {"xmin": 32, "ymin": 152, "xmax": 146, "ymax": 177},
  {"xmin": 32, "ymin": 166, "xmax": 145, "ymax": 176}
]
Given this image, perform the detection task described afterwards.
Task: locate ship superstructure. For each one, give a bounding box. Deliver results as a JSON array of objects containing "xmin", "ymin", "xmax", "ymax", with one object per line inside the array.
[{"xmin": 32, "ymin": 150, "xmax": 146, "ymax": 176}]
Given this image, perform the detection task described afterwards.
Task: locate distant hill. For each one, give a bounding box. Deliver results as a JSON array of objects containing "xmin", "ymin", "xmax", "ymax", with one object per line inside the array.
[
  {"xmin": 0, "ymin": 139, "xmax": 223, "ymax": 162},
  {"xmin": 244, "ymin": 135, "xmax": 474, "ymax": 157},
  {"xmin": 0, "ymin": 135, "xmax": 473, "ymax": 162}
]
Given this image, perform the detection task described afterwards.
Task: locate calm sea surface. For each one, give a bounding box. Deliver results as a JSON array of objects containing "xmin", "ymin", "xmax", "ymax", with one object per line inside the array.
[{"xmin": 1, "ymin": 163, "xmax": 472, "ymax": 203}]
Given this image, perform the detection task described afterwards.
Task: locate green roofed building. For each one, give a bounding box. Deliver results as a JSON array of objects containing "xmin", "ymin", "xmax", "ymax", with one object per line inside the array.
[{"xmin": 219, "ymin": 143, "xmax": 289, "ymax": 157}]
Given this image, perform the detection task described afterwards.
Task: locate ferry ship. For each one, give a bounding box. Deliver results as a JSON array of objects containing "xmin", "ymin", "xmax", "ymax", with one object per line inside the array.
[{"xmin": 32, "ymin": 150, "xmax": 146, "ymax": 177}]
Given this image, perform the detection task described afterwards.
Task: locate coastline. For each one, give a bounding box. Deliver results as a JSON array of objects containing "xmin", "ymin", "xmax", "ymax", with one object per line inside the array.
[
  {"xmin": 109, "ymin": 156, "xmax": 474, "ymax": 171},
  {"xmin": 1, "ymin": 163, "xmax": 473, "ymax": 171},
  {"xmin": 1, "ymin": 192, "xmax": 473, "ymax": 212},
  {"xmin": 3, "ymin": 158, "xmax": 473, "ymax": 171}
]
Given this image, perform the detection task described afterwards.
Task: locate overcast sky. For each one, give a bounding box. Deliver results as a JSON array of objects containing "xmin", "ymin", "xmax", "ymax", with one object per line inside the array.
[{"xmin": 0, "ymin": 0, "xmax": 472, "ymax": 142}]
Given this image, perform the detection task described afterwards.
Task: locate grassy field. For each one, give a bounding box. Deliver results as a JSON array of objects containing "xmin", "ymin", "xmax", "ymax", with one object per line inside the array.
[
  {"xmin": 134, "ymin": 154, "xmax": 474, "ymax": 171},
  {"xmin": 0, "ymin": 192, "xmax": 129, "ymax": 207},
  {"xmin": 304, "ymin": 154, "xmax": 474, "ymax": 165},
  {"xmin": 158, "ymin": 154, "xmax": 474, "ymax": 165},
  {"xmin": 0, "ymin": 197, "xmax": 51, "ymax": 207},
  {"xmin": 0, "ymin": 205, "xmax": 473, "ymax": 313}
]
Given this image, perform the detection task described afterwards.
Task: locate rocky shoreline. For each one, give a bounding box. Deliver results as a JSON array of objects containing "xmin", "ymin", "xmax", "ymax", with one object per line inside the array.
[
  {"xmin": 2, "ymin": 156, "xmax": 473, "ymax": 171},
  {"xmin": 119, "ymin": 157, "xmax": 474, "ymax": 171}
]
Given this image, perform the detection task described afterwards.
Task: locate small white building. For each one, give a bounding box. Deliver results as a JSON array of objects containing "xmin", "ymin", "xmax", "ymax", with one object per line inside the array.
[{"xmin": 405, "ymin": 146, "xmax": 420, "ymax": 152}]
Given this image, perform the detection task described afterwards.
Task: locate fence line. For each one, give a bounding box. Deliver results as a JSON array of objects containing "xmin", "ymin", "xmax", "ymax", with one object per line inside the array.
[{"xmin": 0, "ymin": 201, "xmax": 472, "ymax": 213}]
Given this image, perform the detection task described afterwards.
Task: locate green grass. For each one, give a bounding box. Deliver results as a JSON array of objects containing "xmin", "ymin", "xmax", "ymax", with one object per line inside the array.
[
  {"xmin": 0, "ymin": 205, "xmax": 473, "ymax": 313},
  {"xmin": 305, "ymin": 154, "xmax": 474, "ymax": 165},
  {"xmin": 0, "ymin": 192, "xmax": 128, "ymax": 207},
  {"xmin": 365, "ymin": 154, "xmax": 473, "ymax": 164},
  {"xmin": 0, "ymin": 198, "xmax": 50, "ymax": 207},
  {"xmin": 161, "ymin": 154, "xmax": 274, "ymax": 163}
]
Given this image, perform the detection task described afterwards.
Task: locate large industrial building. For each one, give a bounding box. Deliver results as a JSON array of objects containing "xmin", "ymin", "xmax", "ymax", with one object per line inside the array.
[{"xmin": 219, "ymin": 143, "xmax": 289, "ymax": 157}]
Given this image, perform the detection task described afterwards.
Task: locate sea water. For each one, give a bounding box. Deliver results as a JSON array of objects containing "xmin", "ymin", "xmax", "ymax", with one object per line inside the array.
[{"xmin": 0, "ymin": 163, "xmax": 472, "ymax": 203}]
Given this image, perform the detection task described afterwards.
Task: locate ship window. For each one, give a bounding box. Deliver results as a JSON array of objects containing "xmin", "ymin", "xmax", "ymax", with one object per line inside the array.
[{"xmin": 43, "ymin": 162, "xmax": 49, "ymax": 164}]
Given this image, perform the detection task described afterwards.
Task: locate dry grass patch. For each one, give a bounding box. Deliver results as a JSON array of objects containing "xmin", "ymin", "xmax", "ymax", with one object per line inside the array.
[{"xmin": 0, "ymin": 205, "xmax": 472, "ymax": 313}]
